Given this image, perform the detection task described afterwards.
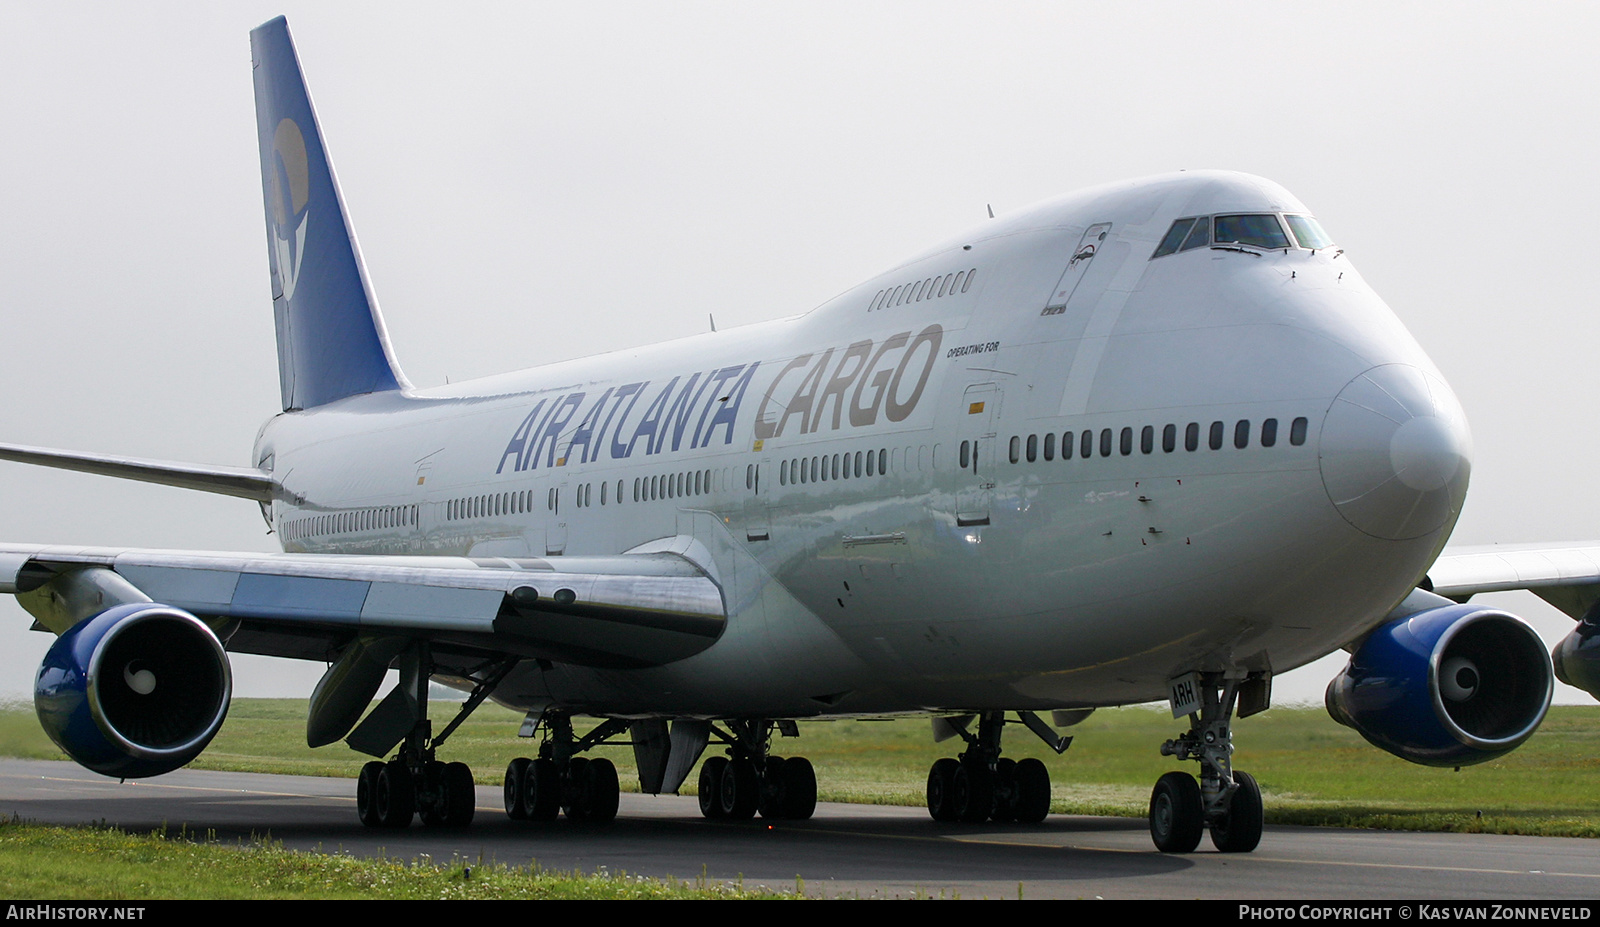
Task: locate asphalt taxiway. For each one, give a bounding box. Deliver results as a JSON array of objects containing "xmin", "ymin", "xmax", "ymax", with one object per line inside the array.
[{"xmin": 2, "ymin": 758, "xmax": 1596, "ymax": 899}]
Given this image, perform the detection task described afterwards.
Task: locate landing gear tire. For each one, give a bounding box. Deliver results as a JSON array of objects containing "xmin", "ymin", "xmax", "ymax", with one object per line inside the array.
[
  {"xmin": 758, "ymin": 756, "xmax": 787, "ymax": 819},
  {"xmin": 990, "ymin": 758, "xmax": 1017, "ymax": 823},
  {"xmin": 524, "ymin": 758, "xmax": 560, "ymax": 821},
  {"xmin": 375, "ymin": 760, "xmax": 415, "ymax": 828},
  {"xmin": 441, "ymin": 761, "xmax": 476, "ymax": 827},
  {"xmin": 780, "ymin": 756, "xmax": 817, "ymax": 820},
  {"xmin": 562, "ymin": 757, "xmax": 591, "ymax": 821},
  {"xmin": 926, "ymin": 757, "xmax": 960, "ymax": 822},
  {"xmin": 573, "ymin": 757, "xmax": 619, "ymax": 824},
  {"xmin": 953, "ymin": 760, "xmax": 995, "ymax": 823},
  {"xmin": 1210, "ymin": 770, "xmax": 1263, "ymax": 853},
  {"xmin": 357, "ymin": 761, "xmax": 384, "ymax": 827},
  {"xmin": 419, "ymin": 761, "xmax": 447, "ymax": 827},
  {"xmin": 504, "ymin": 757, "xmax": 531, "ymax": 820},
  {"xmin": 1149, "ymin": 771, "xmax": 1203, "ymax": 853},
  {"xmin": 1013, "ymin": 758, "xmax": 1051, "ymax": 824},
  {"xmin": 719, "ymin": 757, "xmax": 760, "ymax": 820},
  {"xmin": 698, "ymin": 756, "xmax": 729, "ymax": 819}
]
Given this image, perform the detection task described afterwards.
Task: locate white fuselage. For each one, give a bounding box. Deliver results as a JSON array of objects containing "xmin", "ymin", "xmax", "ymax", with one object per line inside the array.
[{"xmin": 257, "ymin": 171, "xmax": 1470, "ymax": 719}]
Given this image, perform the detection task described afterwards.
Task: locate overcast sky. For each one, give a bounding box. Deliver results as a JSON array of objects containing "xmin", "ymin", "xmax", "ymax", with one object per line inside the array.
[{"xmin": 0, "ymin": 2, "xmax": 1597, "ymax": 715}]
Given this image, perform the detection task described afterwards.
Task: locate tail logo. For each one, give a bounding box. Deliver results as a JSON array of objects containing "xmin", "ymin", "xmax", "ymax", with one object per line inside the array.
[{"xmin": 269, "ymin": 118, "xmax": 310, "ymax": 301}]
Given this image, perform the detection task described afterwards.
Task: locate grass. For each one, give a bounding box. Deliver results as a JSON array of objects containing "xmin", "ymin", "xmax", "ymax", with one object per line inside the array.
[
  {"xmin": 6, "ymin": 698, "xmax": 1600, "ymax": 837},
  {"xmin": 0, "ymin": 819, "xmax": 793, "ymax": 899}
]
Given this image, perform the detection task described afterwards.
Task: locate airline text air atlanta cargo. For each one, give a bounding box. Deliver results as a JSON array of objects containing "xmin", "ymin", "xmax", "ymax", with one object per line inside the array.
[{"xmin": 6, "ymin": 18, "xmax": 1597, "ymax": 854}]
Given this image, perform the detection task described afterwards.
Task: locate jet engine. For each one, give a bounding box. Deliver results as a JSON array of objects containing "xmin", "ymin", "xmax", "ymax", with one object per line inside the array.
[
  {"xmin": 34, "ymin": 603, "xmax": 232, "ymax": 778},
  {"xmin": 1325, "ymin": 603, "xmax": 1551, "ymax": 767}
]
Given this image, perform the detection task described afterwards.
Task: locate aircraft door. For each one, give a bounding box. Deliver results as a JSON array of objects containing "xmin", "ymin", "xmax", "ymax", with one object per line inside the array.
[
  {"xmin": 545, "ymin": 480, "xmax": 568, "ymax": 555},
  {"xmin": 1042, "ymin": 222, "xmax": 1112, "ymax": 316},
  {"xmin": 955, "ymin": 383, "xmax": 999, "ymax": 526}
]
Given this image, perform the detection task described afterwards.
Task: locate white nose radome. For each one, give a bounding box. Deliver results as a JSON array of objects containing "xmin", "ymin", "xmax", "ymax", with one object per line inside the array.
[{"xmin": 1319, "ymin": 364, "xmax": 1472, "ymax": 541}]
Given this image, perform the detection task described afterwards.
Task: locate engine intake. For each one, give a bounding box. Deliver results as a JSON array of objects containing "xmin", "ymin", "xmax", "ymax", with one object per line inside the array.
[
  {"xmin": 35, "ymin": 603, "xmax": 232, "ymax": 778},
  {"xmin": 1325, "ymin": 604, "xmax": 1551, "ymax": 767}
]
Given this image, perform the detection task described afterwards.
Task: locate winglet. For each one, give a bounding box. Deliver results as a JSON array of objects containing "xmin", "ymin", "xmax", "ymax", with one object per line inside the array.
[{"xmin": 250, "ymin": 17, "xmax": 408, "ymax": 411}]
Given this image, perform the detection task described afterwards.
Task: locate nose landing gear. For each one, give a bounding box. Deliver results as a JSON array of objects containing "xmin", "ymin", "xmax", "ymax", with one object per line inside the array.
[{"xmin": 1148, "ymin": 672, "xmax": 1267, "ymax": 853}]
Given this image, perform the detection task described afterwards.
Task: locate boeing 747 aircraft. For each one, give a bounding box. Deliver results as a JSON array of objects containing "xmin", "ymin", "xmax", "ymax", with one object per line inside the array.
[{"xmin": 5, "ymin": 18, "xmax": 1596, "ymax": 854}]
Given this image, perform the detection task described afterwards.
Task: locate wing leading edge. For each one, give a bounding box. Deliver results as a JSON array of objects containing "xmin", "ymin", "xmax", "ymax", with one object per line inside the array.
[{"xmin": 1427, "ymin": 543, "xmax": 1600, "ymax": 618}]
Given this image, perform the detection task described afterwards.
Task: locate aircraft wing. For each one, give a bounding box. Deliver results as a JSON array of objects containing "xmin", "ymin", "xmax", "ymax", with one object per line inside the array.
[
  {"xmin": 1427, "ymin": 543, "xmax": 1600, "ymax": 619},
  {"xmin": 0, "ymin": 543, "xmax": 726, "ymax": 671}
]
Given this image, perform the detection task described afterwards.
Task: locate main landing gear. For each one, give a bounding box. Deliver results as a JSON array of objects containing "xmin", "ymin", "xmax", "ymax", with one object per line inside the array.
[
  {"xmin": 502, "ymin": 712, "xmax": 626, "ymax": 824},
  {"xmin": 695, "ymin": 719, "xmax": 817, "ymax": 821},
  {"xmin": 924, "ymin": 711, "xmax": 1070, "ymax": 824},
  {"xmin": 353, "ymin": 650, "xmax": 518, "ymax": 829},
  {"xmin": 1147, "ymin": 672, "xmax": 1266, "ymax": 853}
]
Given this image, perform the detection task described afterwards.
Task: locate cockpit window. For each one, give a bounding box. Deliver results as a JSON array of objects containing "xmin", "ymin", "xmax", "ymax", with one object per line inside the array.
[
  {"xmin": 1213, "ymin": 214, "xmax": 1290, "ymax": 249},
  {"xmin": 1178, "ymin": 216, "xmax": 1211, "ymax": 251},
  {"xmin": 1151, "ymin": 218, "xmax": 1195, "ymax": 259},
  {"xmin": 1285, "ymin": 215, "xmax": 1334, "ymax": 250}
]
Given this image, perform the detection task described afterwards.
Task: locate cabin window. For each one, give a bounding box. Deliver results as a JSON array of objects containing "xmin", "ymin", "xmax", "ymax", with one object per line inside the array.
[
  {"xmin": 1162, "ymin": 423, "xmax": 1176, "ymax": 453},
  {"xmin": 1010, "ymin": 436, "xmax": 1020, "ymax": 464},
  {"xmin": 1185, "ymin": 422, "xmax": 1200, "ymax": 452},
  {"xmin": 962, "ymin": 268, "xmax": 977, "ymax": 292},
  {"xmin": 961, "ymin": 440, "xmax": 971, "ymax": 469},
  {"xmin": 1100, "ymin": 428, "xmax": 1113, "ymax": 457},
  {"xmin": 1043, "ymin": 432, "xmax": 1056, "ymax": 461},
  {"xmin": 1026, "ymin": 434, "xmax": 1038, "ymax": 462},
  {"xmin": 1209, "ymin": 421, "xmax": 1225, "ymax": 451},
  {"xmin": 1235, "ymin": 420, "xmax": 1251, "ymax": 449},
  {"xmin": 1119, "ymin": 427, "xmax": 1133, "ymax": 456},
  {"xmin": 1141, "ymin": 425, "xmax": 1154, "ymax": 454},
  {"xmin": 1291, "ymin": 416, "xmax": 1309, "ymax": 446},
  {"xmin": 1261, "ymin": 418, "xmax": 1278, "ymax": 447}
]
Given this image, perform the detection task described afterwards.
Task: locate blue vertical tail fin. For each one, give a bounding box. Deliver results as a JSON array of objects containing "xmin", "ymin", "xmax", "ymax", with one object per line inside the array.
[{"xmin": 250, "ymin": 17, "xmax": 407, "ymax": 411}]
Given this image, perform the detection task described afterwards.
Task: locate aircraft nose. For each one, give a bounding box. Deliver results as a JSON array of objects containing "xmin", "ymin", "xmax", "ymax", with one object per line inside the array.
[{"xmin": 1319, "ymin": 364, "xmax": 1472, "ymax": 541}]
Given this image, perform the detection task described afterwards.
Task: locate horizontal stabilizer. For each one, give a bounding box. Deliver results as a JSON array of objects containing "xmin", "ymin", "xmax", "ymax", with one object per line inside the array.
[{"xmin": 0, "ymin": 442, "xmax": 275, "ymax": 502}]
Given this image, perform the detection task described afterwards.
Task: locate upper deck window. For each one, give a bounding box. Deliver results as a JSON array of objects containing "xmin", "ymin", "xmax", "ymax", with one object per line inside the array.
[
  {"xmin": 1214, "ymin": 214, "xmax": 1291, "ymax": 249},
  {"xmin": 1285, "ymin": 215, "xmax": 1334, "ymax": 250}
]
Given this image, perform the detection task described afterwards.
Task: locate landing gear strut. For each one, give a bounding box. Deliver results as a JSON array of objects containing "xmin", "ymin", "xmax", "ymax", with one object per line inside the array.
[
  {"xmin": 1148, "ymin": 672, "xmax": 1266, "ymax": 853},
  {"xmin": 924, "ymin": 711, "xmax": 1065, "ymax": 824},
  {"xmin": 502, "ymin": 712, "xmax": 625, "ymax": 824},
  {"xmin": 695, "ymin": 719, "xmax": 817, "ymax": 821}
]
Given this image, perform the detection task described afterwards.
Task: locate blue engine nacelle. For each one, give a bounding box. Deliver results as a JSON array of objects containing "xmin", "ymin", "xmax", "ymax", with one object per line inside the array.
[
  {"xmin": 35, "ymin": 603, "xmax": 232, "ymax": 778},
  {"xmin": 1325, "ymin": 604, "xmax": 1552, "ymax": 767}
]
